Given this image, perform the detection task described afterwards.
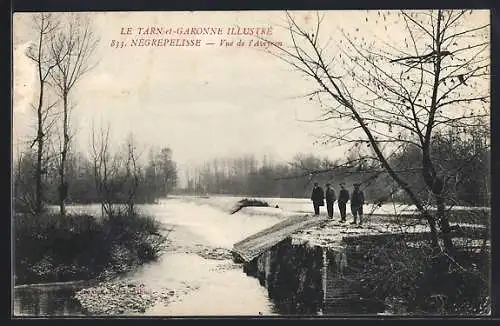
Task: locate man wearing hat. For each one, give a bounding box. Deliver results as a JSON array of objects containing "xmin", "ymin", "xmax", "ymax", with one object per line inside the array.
[
  {"xmin": 325, "ymin": 183, "xmax": 336, "ymax": 219},
  {"xmin": 338, "ymin": 183, "xmax": 349, "ymax": 222},
  {"xmin": 350, "ymin": 183, "xmax": 365, "ymax": 225},
  {"xmin": 310, "ymin": 182, "xmax": 325, "ymax": 216}
]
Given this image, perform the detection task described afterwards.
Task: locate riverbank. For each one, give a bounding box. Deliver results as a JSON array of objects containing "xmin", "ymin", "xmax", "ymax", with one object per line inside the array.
[
  {"xmin": 14, "ymin": 211, "xmax": 168, "ymax": 286},
  {"xmin": 239, "ymin": 216, "xmax": 490, "ymax": 315}
]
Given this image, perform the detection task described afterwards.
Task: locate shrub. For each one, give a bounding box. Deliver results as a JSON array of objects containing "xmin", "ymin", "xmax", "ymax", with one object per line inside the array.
[
  {"xmin": 343, "ymin": 234, "xmax": 490, "ymax": 315},
  {"xmin": 14, "ymin": 211, "xmax": 167, "ymax": 285},
  {"xmin": 103, "ymin": 212, "xmax": 167, "ymax": 265}
]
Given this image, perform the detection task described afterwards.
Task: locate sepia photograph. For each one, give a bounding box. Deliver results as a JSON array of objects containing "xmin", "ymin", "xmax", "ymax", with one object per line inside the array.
[{"xmin": 12, "ymin": 9, "xmax": 491, "ymax": 317}]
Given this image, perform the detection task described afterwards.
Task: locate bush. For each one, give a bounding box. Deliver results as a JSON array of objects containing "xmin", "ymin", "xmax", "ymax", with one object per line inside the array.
[
  {"xmin": 14, "ymin": 212, "xmax": 167, "ymax": 285},
  {"xmin": 343, "ymin": 234, "xmax": 490, "ymax": 315},
  {"xmin": 104, "ymin": 212, "xmax": 167, "ymax": 265}
]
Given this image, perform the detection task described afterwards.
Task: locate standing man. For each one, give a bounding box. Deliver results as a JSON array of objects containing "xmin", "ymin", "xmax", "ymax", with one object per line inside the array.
[
  {"xmin": 310, "ymin": 182, "xmax": 325, "ymax": 216},
  {"xmin": 350, "ymin": 183, "xmax": 365, "ymax": 225},
  {"xmin": 338, "ymin": 183, "xmax": 349, "ymax": 222},
  {"xmin": 325, "ymin": 183, "xmax": 336, "ymax": 219}
]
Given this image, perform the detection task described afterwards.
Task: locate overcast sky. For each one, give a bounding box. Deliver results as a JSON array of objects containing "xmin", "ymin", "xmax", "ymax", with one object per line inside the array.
[{"xmin": 12, "ymin": 10, "xmax": 489, "ymax": 177}]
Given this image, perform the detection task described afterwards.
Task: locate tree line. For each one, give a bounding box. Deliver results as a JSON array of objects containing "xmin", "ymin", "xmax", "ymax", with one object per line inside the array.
[
  {"xmin": 179, "ymin": 122, "xmax": 489, "ymax": 208},
  {"xmin": 14, "ymin": 135, "xmax": 178, "ymax": 215}
]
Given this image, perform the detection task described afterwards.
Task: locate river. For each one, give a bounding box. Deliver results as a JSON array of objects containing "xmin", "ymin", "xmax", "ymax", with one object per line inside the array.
[
  {"xmin": 14, "ymin": 196, "xmax": 285, "ymax": 317},
  {"xmin": 13, "ymin": 196, "xmax": 489, "ymax": 316}
]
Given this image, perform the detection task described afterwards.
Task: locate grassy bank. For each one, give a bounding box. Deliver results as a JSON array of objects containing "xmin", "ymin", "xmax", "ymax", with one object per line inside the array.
[{"xmin": 14, "ymin": 212, "xmax": 168, "ymax": 285}]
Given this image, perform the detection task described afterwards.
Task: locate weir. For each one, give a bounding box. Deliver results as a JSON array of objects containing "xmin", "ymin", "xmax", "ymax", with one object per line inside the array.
[
  {"xmin": 231, "ymin": 214, "xmax": 329, "ymax": 262},
  {"xmin": 233, "ymin": 217, "xmax": 489, "ymax": 315},
  {"xmin": 239, "ymin": 236, "xmax": 386, "ymax": 315}
]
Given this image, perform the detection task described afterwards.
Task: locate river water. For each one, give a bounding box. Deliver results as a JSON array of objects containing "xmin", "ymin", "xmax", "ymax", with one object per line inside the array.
[{"xmin": 14, "ymin": 196, "xmax": 284, "ymax": 317}]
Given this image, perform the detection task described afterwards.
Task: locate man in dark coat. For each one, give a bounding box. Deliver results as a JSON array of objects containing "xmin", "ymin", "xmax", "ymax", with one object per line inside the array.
[
  {"xmin": 310, "ymin": 182, "xmax": 325, "ymax": 216},
  {"xmin": 325, "ymin": 183, "xmax": 336, "ymax": 219},
  {"xmin": 350, "ymin": 183, "xmax": 365, "ymax": 225},
  {"xmin": 338, "ymin": 183, "xmax": 349, "ymax": 222}
]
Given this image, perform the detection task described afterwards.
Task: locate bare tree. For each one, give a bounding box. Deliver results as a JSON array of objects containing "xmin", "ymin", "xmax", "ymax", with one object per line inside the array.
[
  {"xmin": 49, "ymin": 13, "xmax": 100, "ymax": 216},
  {"xmin": 124, "ymin": 133, "xmax": 141, "ymax": 215},
  {"xmin": 90, "ymin": 122, "xmax": 116, "ymax": 218},
  {"xmin": 25, "ymin": 13, "xmax": 61, "ymax": 215},
  {"xmin": 267, "ymin": 10, "xmax": 489, "ymax": 253},
  {"xmin": 90, "ymin": 124, "xmax": 143, "ymax": 218}
]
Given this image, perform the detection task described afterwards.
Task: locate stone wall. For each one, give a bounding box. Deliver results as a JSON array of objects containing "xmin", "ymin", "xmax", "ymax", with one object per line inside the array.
[{"xmin": 242, "ymin": 237, "xmax": 385, "ymax": 315}]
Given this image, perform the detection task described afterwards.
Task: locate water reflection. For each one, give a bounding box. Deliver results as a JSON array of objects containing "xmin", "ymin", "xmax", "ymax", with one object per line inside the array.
[
  {"xmin": 13, "ymin": 283, "xmax": 87, "ymax": 317},
  {"xmin": 242, "ymin": 239, "xmax": 385, "ymax": 316}
]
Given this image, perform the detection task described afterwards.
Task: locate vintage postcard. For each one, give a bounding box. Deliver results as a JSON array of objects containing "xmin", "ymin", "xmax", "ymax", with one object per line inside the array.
[{"xmin": 12, "ymin": 10, "xmax": 491, "ymax": 317}]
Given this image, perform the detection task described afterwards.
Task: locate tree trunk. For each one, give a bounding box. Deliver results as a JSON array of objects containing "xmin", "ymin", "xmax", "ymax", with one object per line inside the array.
[
  {"xmin": 435, "ymin": 191, "xmax": 455, "ymax": 254},
  {"xmin": 351, "ymin": 108, "xmax": 440, "ymax": 249},
  {"xmin": 59, "ymin": 92, "xmax": 69, "ymax": 216},
  {"xmin": 35, "ymin": 82, "xmax": 44, "ymax": 215},
  {"xmin": 422, "ymin": 149, "xmax": 456, "ymax": 254}
]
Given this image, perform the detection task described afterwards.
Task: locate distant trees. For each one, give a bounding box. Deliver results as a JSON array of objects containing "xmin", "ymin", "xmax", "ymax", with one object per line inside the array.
[
  {"xmin": 179, "ymin": 149, "xmax": 489, "ymax": 208},
  {"xmin": 183, "ymin": 155, "xmax": 258, "ymax": 195},
  {"xmin": 388, "ymin": 120, "xmax": 490, "ymax": 207},
  {"xmin": 180, "ymin": 152, "xmax": 379, "ymax": 198},
  {"xmin": 13, "ymin": 133, "xmax": 179, "ymax": 213},
  {"xmin": 143, "ymin": 148, "xmax": 178, "ymax": 202}
]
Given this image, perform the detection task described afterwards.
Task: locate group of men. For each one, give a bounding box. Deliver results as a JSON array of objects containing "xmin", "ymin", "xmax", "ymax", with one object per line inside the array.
[{"xmin": 310, "ymin": 182, "xmax": 365, "ymax": 225}]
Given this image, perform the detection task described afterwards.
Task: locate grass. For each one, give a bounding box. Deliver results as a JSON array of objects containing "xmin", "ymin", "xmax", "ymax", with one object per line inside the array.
[{"xmin": 14, "ymin": 211, "xmax": 168, "ymax": 285}]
